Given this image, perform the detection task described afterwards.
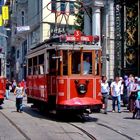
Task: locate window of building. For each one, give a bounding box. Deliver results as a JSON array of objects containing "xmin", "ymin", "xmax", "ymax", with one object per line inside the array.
[
  {"xmin": 22, "ymin": 40, "xmax": 27, "ymax": 57},
  {"xmin": 69, "ymin": 1, "xmax": 74, "ymax": 14},
  {"xmin": 61, "ymin": 1, "xmax": 66, "ymax": 13},
  {"xmin": 17, "ymin": 50, "xmax": 19, "ymax": 59},
  {"xmin": 51, "ymin": 0, "xmax": 56, "ymax": 12},
  {"xmin": 21, "ymin": 11, "xmax": 25, "ymax": 26},
  {"xmin": 37, "ymin": 0, "xmax": 40, "ymax": 14}
]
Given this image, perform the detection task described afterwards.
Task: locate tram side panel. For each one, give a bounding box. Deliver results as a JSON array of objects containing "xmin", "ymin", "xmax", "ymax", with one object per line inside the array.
[
  {"xmin": 27, "ymin": 75, "xmax": 48, "ymax": 103},
  {"xmin": 0, "ymin": 77, "xmax": 6, "ymax": 105},
  {"xmin": 95, "ymin": 77, "xmax": 102, "ymax": 101}
]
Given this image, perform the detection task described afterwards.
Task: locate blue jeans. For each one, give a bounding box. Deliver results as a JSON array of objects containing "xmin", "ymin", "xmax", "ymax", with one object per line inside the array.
[
  {"xmin": 16, "ymin": 98, "xmax": 23, "ymax": 112},
  {"xmin": 5, "ymin": 90, "xmax": 10, "ymax": 99},
  {"xmin": 112, "ymin": 95, "xmax": 121, "ymax": 112}
]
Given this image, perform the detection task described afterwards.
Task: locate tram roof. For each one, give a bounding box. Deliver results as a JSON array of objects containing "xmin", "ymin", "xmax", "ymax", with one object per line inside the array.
[{"xmin": 27, "ymin": 36, "xmax": 101, "ymax": 57}]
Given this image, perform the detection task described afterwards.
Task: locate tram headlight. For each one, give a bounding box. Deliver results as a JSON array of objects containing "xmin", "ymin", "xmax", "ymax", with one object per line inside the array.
[{"xmin": 78, "ymin": 84, "xmax": 87, "ymax": 94}]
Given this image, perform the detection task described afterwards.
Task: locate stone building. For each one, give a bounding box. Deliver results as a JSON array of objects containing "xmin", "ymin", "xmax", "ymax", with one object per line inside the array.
[
  {"xmin": 114, "ymin": 0, "xmax": 140, "ymax": 76},
  {"xmin": 83, "ymin": 0, "xmax": 140, "ymax": 78},
  {"xmin": 83, "ymin": 0, "xmax": 115, "ymax": 79}
]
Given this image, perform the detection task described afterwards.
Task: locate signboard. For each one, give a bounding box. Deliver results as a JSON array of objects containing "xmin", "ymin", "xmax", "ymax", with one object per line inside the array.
[
  {"xmin": 66, "ymin": 35, "xmax": 94, "ymax": 42},
  {"xmin": 74, "ymin": 30, "xmax": 81, "ymax": 42},
  {"xmin": 2, "ymin": 6, "xmax": 9, "ymax": 20},
  {"xmin": 0, "ymin": 15, "xmax": 3, "ymax": 26},
  {"xmin": 17, "ymin": 26, "xmax": 30, "ymax": 32}
]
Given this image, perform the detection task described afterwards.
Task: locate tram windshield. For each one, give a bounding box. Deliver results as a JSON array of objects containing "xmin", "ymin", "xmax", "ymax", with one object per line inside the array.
[{"xmin": 72, "ymin": 52, "xmax": 92, "ymax": 75}]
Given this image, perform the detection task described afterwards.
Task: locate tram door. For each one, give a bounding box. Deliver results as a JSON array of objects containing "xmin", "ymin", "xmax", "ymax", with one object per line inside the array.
[{"xmin": 47, "ymin": 49, "xmax": 57, "ymax": 96}]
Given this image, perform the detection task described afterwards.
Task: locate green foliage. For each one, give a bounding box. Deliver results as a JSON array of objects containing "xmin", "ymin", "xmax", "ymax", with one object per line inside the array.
[{"xmin": 74, "ymin": 0, "xmax": 84, "ymax": 31}]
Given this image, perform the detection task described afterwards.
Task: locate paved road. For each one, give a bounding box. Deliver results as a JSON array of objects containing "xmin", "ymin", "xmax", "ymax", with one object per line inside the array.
[{"xmin": 0, "ymin": 93, "xmax": 140, "ymax": 140}]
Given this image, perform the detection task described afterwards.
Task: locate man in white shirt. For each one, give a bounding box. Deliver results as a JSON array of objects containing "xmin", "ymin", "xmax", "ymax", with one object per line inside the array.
[
  {"xmin": 110, "ymin": 76, "xmax": 122, "ymax": 113},
  {"xmin": 78, "ymin": 57, "xmax": 90, "ymax": 75}
]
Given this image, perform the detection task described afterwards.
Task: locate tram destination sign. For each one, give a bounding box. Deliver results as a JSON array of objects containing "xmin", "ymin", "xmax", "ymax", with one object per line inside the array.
[{"xmin": 66, "ymin": 35, "xmax": 94, "ymax": 42}]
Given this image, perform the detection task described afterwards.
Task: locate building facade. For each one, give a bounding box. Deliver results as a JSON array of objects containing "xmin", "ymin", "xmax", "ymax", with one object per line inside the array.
[
  {"xmin": 114, "ymin": 0, "xmax": 140, "ymax": 76},
  {"xmin": 10, "ymin": 0, "xmax": 76, "ymax": 81},
  {"xmin": 83, "ymin": 0, "xmax": 115, "ymax": 79},
  {"xmin": 84, "ymin": 0, "xmax": 140, "ymax": 78},
  {"xmin": 0, "ymin": 0, "xmax": 10, "ymax": 78}
]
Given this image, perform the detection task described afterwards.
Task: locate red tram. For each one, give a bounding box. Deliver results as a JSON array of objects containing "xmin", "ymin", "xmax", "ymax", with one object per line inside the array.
[
  {"xmin": 26, "ymin": 36, "xmax": 102, "ymax": 114},
  {"xmin": 0, "ymin": 77, "xmax": 6, "ymax": 105}
]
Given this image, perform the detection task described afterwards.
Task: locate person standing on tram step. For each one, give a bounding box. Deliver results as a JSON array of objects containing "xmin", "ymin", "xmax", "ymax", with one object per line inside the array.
[
  {"xmin": 78, "ymin": 56, "xmax": 91, "ymax": 75},
  {"xmin": 5, "ymin": 79, "xmax": 11, "ymax": 100},
  {"xmin": 14, "ymin": 83, "xmax": 24, "ymax": 113},
  {"xmin": 101, "ymin": 76, "xmax": 109, "ymax": 114},
  {"xmin": 110, "ymin": 76, "xmax": 122, "ymax": 113}
]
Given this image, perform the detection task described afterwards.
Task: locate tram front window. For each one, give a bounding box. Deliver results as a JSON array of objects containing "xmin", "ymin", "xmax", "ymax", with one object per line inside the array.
[
  {"xmin": 63, "ymin": 51, "xmax": 68, "ymax": 75},
  {"xmin": 72, "ymin": 51, "xmax": 81, "ymax": 74},
  {"xmin": 72, "ymin": 52, "xmax": 92, "ymax": 75}
]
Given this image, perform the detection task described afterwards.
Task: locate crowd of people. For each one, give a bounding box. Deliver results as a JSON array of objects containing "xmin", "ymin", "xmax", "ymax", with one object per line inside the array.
[
  {"xmin": 101, "ymin": 74, "xmax": 140, "ymax": 119},
  {"xmin": 5, "ymin": 79, "xmax": 26, "ymax": 113}
]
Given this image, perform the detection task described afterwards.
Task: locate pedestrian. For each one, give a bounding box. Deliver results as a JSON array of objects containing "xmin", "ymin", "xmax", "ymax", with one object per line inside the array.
[
  {"xmin": 101, "ymin": 76, "xmax": 109, "ymax": 114},
  {"xmin": 119, "ymin": 77, "xmax": 124, "ymax": 101},
  {"xmin": 14, "ymin": 82, "xmax": 24, "ymax": 112},
  {"xmin": 110, "ymin": 76, "xmax": 122, "ymax": 113},
  {"xmin": 123, "ymin": 75, "xmax": 129, "ymax": 106},
  {"xmin": 20, "ymin": 79, "xmax": 26, "ymax": 95},
  {"xmin": 12, "ymin": 79, "xmax": 17, "ymax": 92},
  {"xmin": 132, "ymin": 78, "xmax": 140, "ymax": 119},
  {"xmin": 128, "ymin": 76, "xmax": 138, "ymax": 112},
  {"xmin": 5, "ymin": 79, "xmax": 11, "ymax": 100}
]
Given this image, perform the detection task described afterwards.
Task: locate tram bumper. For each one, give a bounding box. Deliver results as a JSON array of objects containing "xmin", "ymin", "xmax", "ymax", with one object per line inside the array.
[{"xmin": 57, "ymin": 97, "xmax": 102, "ymax": 110}]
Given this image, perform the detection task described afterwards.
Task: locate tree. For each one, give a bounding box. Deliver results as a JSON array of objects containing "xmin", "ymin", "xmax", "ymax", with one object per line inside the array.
[{"xmin": 74, "ymin": 0, "xmax": 84, "ymax": 32}]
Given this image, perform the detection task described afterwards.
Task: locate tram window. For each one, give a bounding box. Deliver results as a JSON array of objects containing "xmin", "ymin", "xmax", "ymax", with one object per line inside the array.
[
  {"xmin": 63, "ymin": 50, "xmax": 68, "ymax": 75},
  {"xmin": 39, "ymin": 65, "xmax": 44, "ymax": 75},
  {"xmin": 39, "ymin": 54, "xmax": 44, "ymax": 65},
  {"xmin": 72, "ymin": 51, "xmax": 81, "ymax": 74},
  {"xmin": 95, "ymin": 51, "xmax": 99, "ymax": 75},
  {"xmin": 82, "ymin": 53, "xmax": 92, "ymax": 75},
  {"xmin": 33, "ymin": 66, "xmax": 38, "ymax": 75},
  {"xmin": 33, "ymin": 57, "xmax": 37, "ymax": 66},
  {"xmin": 28, "ymin": 67, "xmax": 33, "ymax": 75},
  {"xmin": 48, "ymin": 50, "xmax": 56, "ymax": 75},
  {"xmin": 28, "ymin": 59, "xmax": 32, "ymax": 75}
]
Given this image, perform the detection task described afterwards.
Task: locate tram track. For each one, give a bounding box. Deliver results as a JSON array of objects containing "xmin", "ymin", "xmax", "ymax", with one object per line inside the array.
[
  {"xmin": 69, "ymin": 123, "xmax": 97, "ymax": 140},
  {"xmin": 0, "ymin": 110, "xmax": 31, "ymax": 140},
  {"xmin": 96, "ymin": 122, "xmax": 135, "ymax": 140},
  {"xmin": 5, "ymin": 98, "xmax": 136, "ymax": 140},
  {"xmin": 4, "ymin": 98, "xmax": 97, "ymax": 140}
]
